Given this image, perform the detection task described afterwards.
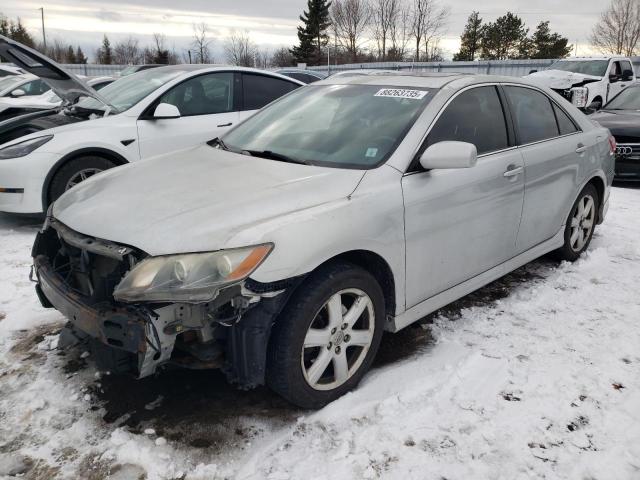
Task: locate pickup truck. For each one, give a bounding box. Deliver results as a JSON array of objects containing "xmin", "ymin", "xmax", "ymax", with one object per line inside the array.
[{"xmin": 526, "ymin": 57, "xmax": 637, "ymax": 111}]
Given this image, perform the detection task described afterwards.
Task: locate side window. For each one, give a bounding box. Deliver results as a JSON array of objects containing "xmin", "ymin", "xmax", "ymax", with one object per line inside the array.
[
  {"xmin": 242, "ymin": 74, "xmax": 299, "ymax": 110},
  {"xmin": 158, "ymin": 72, "xmax": 234, "ymax": 116},
  {"xmin": 21, "ymin": 79, "xmax": 49, "ymax": 96},
  {"xmin": 552, "ymin": 103, "xmax": 578, "ymax": 136},
  {"xmin": 620, "ymin": 60, "xmax": 633, "ymax": 79},
  {"xmin": 427, "ymin": 86, "xmax": 509, "ymax": 155},
  {"xmin": 504, "ymin": 86, "xmax": 559, "ymax": 144},
  {"xmin": 610, "ymin": 61, "xmax": 622, "ymax": 78}
]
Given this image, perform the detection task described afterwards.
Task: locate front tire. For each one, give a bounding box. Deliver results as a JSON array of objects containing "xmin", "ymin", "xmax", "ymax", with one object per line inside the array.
[
  {"xmin": 48, "ymin": 156, "xmax": 117, "ymax": 205},
  {"xmin": 554, "ymin": 184, "xmax": 599, "ymax": 262},
  {"xmin": 266, "ymin": 262, "xmax": 385, "ymax": 409}
]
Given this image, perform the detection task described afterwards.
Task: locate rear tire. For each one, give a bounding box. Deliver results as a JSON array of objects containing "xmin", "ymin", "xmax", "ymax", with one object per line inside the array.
[
  {"xmin": 266, "ymin": 262, "xmax": 385, "ymax": 409},
  {"xmin": 48, "ymin": 156, "xmax": 117, "ymax": 205},
  {"xmin": 554, "ymin": 184, "xmax": 599, "ymax": 262}
]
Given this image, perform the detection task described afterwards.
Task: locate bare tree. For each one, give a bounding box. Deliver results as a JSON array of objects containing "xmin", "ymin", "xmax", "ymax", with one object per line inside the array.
[
  {"xmin": 591, "ymin": 0, "xmax": 640, "ymax": 56},
  {"xmin": 410, "ymin": 0, "xmax": 449, "ymax": 62},
  {"xmin": 255, "ymin": 48, "xmax": 273, "ymax": 69},
  {"xmin": 331, "ymin": 0, "xmax": 371, "ymax": 62},
  {"xmin": 191, "ymin": 22, "xmax": 213, "ymax": 63},
  {"xmin": 224, "ymin": 30, "xmax": 258, "ymax": 67},
  {"xmin": 388, "ymin": 2, "xmax": 412, "ymax": 60},
  {"xmin": 371, "ymin": 0, "xmax": 400, "ymax": 60},
  {"xmin": 113, "ymin": 36, "xmax": 143, "ymax": 64},
  {"xmin": 272, "ymin": 46, "xmax": 295, "ymax": 67}
]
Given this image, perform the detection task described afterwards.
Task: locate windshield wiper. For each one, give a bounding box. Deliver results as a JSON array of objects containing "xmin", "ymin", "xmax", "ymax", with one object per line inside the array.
[
  {"xmin": 207, "ymin": 137, "xmax": 230, "ymax": 150},
  {"xmin": 242, "ymin": 149, "xmax": 310, "ymax": 165}
]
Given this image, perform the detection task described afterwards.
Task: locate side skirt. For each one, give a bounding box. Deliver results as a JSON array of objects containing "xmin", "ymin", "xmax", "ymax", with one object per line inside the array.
[{"xmin": 387, "ymin": 228, "xmax": 565, "ymax": 333}]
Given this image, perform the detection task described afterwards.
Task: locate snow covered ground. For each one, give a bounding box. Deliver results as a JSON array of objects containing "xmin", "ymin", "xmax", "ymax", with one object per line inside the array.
[{"xmin": 0, "ymin": 186, "xmax": 639, "ymax": 480}]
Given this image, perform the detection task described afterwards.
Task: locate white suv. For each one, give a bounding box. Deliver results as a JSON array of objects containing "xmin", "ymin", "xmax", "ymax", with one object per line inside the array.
[{"xmin": 0, "ymin": 36, "xmax": 303, "ymax": 213}]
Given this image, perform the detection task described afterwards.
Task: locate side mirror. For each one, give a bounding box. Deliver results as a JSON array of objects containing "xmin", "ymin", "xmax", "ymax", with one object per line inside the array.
[
  {"xmin": 420, "ymin": 141, "xmax": 477, "ymax": 170},
  {"xmin": 153, "ymin": 103, "xmax": 181, "ymax": 119},
  {"xmin": 622, "ymin": 69, "xmax": 634, "ymax": 81},
  {"xmin": 10, "ymin": 88, "xmax": 25, "ymax": 97}
]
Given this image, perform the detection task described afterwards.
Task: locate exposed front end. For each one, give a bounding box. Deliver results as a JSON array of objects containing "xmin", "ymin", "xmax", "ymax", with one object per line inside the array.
[{"xmin": 32, "ymin": 216, "xmax": 294, "ymax": 386}]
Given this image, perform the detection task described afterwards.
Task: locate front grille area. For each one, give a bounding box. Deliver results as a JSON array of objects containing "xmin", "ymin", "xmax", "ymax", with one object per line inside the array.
[
  {"xmin": 34, "ymin": 219, "xmax": 142, "ymax": 305},
  {"xmin": 615, "ymin": 143, "xmax": 640, "ymax": 160}
]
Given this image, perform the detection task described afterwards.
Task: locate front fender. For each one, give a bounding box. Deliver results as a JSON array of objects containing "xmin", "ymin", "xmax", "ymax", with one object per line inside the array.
[{"xmin": 247, "ymin": 165, "xmax": 407, "ymax": 314}]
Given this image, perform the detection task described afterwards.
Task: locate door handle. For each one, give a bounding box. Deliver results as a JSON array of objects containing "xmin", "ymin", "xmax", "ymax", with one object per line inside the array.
[
  {"xmin": 576, "ymin": 144, "xmax": 588, "ymax": 154},
  {"xmin": 503, "ymin": 165, "xmax": 524, "ymax": 177},
  {"xmin": 217, "ymin": 122, "xmax": 233, "ymax": 127}
]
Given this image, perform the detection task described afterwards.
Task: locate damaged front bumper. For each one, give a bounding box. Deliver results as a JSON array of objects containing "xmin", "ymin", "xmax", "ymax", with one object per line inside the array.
[
  {"xmin": 32, "ymin": 217, "xmax": 300, "ymax": 386},
  {"xmin": 34, "ymin": 253, "xmax": 186, "ymax": 377}
]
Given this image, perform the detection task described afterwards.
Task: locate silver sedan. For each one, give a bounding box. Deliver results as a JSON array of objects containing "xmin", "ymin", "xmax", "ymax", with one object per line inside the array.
[{"xmin": 33, "ymin": 73, "xmax": 615, "ymax": 408}]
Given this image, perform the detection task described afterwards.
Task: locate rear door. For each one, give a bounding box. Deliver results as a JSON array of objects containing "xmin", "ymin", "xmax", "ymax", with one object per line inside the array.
[
  {"xmin": 503, "ymin": 85, "xmax": 583, "ymax": 252},
  {"xmin": 136, "ymin": 72, "xmax": 239, "ymax": 158},
  {"xmin": 402, "ymin": 85, "xmax": 525, "ymax": 306},
  {"xmin": 237, "ymin": 72, "xmax": 301, "ymax": 123}
]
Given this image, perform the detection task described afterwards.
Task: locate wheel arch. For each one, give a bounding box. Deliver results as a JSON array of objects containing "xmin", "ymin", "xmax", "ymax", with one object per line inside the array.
[
  {"xmin": 585, "ymin": 174, "xmax": 606, "ymax": 223},
  {"xmin": 308, "ymin": 249, "xmax": 397, "ymax": 318},
  {"xmin": 41, "ymin": 147, "xmax": 129, "ymax": 210}
]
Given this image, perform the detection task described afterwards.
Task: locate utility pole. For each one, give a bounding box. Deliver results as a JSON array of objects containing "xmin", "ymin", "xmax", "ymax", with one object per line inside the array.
[{"xmin": 39, "ymin": 8, "xmax": 46, "ymax": 50}]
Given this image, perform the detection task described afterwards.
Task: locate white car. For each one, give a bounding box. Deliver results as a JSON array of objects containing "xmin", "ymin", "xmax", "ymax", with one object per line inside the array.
[
  {"xmin": 527, "ymin": 57, "xmax": 637, "ymax": 110},
  {"xmin": 0, "ymin": 73, "xmax": 50, "ymax": 100},
  {"xmin": 0, "ymin": 36, "xmax": 303, "ymax": 213},
  {"xmin": 0, "ymin": 76, "xmax": 114, "ymax": 120},
  {"xmin": 0, "ymin": 64, "xmax": 26, "ymax": 76}
]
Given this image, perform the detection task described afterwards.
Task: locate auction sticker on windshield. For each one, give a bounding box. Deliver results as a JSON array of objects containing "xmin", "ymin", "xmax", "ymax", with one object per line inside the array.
[{"xmin": 374, "ymin": 88, "xmax": 428, "ymax": 99}]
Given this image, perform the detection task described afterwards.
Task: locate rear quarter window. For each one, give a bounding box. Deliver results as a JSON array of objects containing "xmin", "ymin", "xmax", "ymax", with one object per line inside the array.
[{"xmin": 242, "ymin": 73, "xmax": 300, "ymax": 110}]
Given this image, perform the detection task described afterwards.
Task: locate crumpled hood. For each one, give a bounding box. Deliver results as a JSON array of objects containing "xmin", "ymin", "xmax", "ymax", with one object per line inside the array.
[
  {"xmin": 53, "ymin": 145, "xmax": 365, "ymax": 255},
  {"xmin": 590, "ymin": 109, "xmax": 640, "ymax": 138},
  {"xmin": 526, "ymin": 69, "xmax": 601, "ymax": 90}
]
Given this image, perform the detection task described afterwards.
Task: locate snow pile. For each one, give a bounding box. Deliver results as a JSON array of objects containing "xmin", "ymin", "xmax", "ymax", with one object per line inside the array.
[{"xmin": 0, "ymin": 187, "xmax": 639, "ymax": 480}]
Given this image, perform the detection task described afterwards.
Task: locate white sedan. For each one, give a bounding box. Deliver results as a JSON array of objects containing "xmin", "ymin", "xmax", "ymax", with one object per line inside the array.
[{"xmin": 0, "ymin": 36, "xmax": 303, "ymax": 213}]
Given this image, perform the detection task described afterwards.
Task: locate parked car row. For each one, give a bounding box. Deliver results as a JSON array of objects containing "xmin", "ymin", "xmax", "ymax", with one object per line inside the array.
[{"xmin": 0, "ymin": 36, "xmax": 619, "ymax": 408}]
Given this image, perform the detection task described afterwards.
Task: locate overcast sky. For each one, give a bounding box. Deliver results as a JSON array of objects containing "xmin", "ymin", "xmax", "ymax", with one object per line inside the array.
[{"xmin": 3, "ymin": 0, "xmax": 606, "ymax": 61}]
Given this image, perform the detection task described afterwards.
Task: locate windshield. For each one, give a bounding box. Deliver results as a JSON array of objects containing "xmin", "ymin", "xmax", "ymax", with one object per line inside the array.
[
  {"xmin": 222, "ymin": 84, "xmax": 433, "ymax": 169},
  {"xmin": 119, "ymin": 66, "xmax": 138, "ymax": 76},
  {"xmin": 548, "ymin": 60, "xmax": 609, "ymax": 77},
  {"xmin": 75, "ymin": 68, "xmax": 187, "ymax": 113},
  {"xmin": 0, "ymin": 75, "xmax": 24, "ymax": 93},
  {"xmin": 604, "ymin": 86, "xmax": 640, "ymax": 110}
]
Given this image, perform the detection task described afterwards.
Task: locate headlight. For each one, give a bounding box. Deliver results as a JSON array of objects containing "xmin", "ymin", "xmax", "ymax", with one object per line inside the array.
[
  {"xmin": 0, "ymin": 135, "xmax": 54, "ymax": 159},
  {"xmin": 571, "ymin": 87, "xmax": 589, "ymax": 108},
  {"xmin": 113, "ymin": 244, "xmax": 273, "ymax": 303}
]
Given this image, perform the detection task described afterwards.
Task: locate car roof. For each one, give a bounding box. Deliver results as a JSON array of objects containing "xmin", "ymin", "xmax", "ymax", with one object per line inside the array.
[
  {"xmin": 317, "ymin": 72, "xmax": 549, "ymax": 89},
  {"xmin": 145, "ymin": 64, "xmax": 306, "ymax": 85}
]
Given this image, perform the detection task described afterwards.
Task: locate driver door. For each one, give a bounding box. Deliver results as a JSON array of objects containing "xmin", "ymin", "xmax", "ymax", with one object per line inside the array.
[
  {"xmin": 137, "ymin": 72, "xmax": 239, "ymax": 159},
  {"xmin": 402, "ymin": 85, "xmax": 525, "ymax": 308}
]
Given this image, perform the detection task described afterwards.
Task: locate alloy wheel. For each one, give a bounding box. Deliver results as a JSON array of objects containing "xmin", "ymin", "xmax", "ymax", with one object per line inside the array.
[
  {"xmin": 64, "ymin": 168, "xmax": 103, "ymax": 191},
  {"xmin": 301, "ymin": 288, "xmax": 375, "ymax": 391},
  {"xmin": 569, "ymin": 194, "xmax": 595, "ymax": 252}
]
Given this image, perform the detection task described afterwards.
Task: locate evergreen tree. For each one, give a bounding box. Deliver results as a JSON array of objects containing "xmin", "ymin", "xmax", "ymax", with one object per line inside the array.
[
  {"xmin": 453, "ymin": 11, "xmax": 482, "ymax": 61},
  {"xmin": 530, "ymin": 21, "xmax": 572, "ymax": 59},
  {"xmin": 97, "ymin": 35, "xmax": 113, "ymax": 64},
  {"xmin": 0, "ymin": 15, "xmax": 9, "ymax": 37},
  {"xmin": 66, "ymin": 45, "xmax": 77, "ymax": 64},
  {"xmin": 76, "ymin": 46, "xmax": 87, "ymax": 64},
  {"xmin": 480, "ymin": 12, "xmax": 528, "ymax": 60},
  {"xmin": 291, "ymin": 0, "xmax": 331, "ymax": 65},
  {"xmin": 9, "ymin": 18, "xmax": 35, "ymax": 47}
]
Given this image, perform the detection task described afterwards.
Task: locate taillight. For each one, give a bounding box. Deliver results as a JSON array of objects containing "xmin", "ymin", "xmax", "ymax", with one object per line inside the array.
[{"xmin": 608, "ymin": 136, "xmax": 616, "ymax": 155}]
